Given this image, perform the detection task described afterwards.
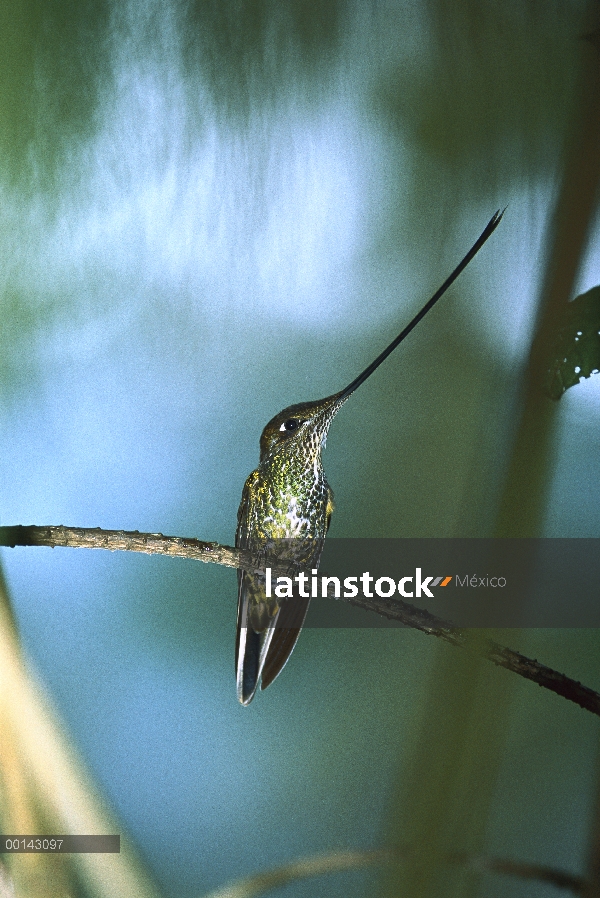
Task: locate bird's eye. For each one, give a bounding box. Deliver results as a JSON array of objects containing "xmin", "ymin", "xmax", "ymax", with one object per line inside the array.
[{"xmin": 280, "ymin": 419, "xmax": 300, "ymax": 432}]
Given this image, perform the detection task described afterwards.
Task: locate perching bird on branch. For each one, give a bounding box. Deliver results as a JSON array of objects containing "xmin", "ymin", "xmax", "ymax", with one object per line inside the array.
[{"xmin": 235, "ymin": 209, "xmax": 504, "ymax": 705}]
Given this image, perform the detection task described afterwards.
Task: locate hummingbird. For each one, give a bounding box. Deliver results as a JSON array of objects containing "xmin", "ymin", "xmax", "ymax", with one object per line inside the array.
[{"xmin": 235, "ymin": 209, "xmax": 504, "ymax": 704}]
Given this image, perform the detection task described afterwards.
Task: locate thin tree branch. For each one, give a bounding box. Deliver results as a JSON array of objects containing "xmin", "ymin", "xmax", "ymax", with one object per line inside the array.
[
  {"xmin": 0, "ymin": 525, "xmax": 257, "ymax": 572},
  {"xmin": 1, "ymin": 525, "xmax": 599, "ymax": 718},
  {"xmin": 199, "ymin": 848, "xmax": 584, "ymax": 898}
]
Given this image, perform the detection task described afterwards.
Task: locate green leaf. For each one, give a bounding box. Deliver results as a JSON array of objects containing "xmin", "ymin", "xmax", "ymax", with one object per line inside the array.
[{"xmin": 545, "ymin": 286, "xmax": 600, "ymax": 400}]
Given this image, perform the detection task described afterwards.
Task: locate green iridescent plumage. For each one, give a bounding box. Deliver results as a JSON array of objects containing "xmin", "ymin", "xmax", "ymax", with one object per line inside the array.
[
  {"xmin": 235, "ymin": 210, "xmax": 504, "ymax": 705},
  {"xmin": 235, "ymin": 395, "xmax": 342, "ymax": 704}
]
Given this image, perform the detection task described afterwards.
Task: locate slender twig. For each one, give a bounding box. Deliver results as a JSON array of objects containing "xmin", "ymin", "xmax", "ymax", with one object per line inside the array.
[
  {"xmin": 472, "ymin": 856, "xmax": 583, "ymax": 893},
  {"xmin": 200, "ymin": 849, "xmax": 388, "ymax": 898},
  {"xmin": 199, "ymin": 847, "xmax": 584, "ymax": 898},
  {"xmin": 1, "ymin": 525, "xmax": 599, "ymax": 718}
]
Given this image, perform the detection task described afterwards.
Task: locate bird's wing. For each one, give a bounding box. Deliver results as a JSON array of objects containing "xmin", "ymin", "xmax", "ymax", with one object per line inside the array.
[
  {"xmin": 261, "ymin": 485, "xmax": 332, "ymax": 691},
  {"xmin": 235, "ymin": 471, "xmax": 280, "ymax": 705},
  {"xmin": 234, "ymin": 472, "xmax": 251, "ymax": 682},
  {"xmin": 326, "ymin": 483, "xmax": 334, "ymax": 533}
]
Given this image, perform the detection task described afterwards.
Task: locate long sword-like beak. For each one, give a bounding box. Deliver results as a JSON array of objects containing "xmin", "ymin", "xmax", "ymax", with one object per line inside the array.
[{"xmin": 335, "ymin": 209, "xmax": 504, "ymax": 402}]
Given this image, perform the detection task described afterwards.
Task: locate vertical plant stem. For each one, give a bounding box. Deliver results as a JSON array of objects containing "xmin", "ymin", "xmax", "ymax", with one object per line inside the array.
[
  {"xmin": 0, "ymin": 567, "xmax": 163, "ymax": 898},
  {"xmin": 584, "ymin": 737, "xmax": 600, "ymax": 898},
  {"xmin": 378, "ymin": 632, "xmax": 516, "ymax": 898},
  {"xmin": 495, "ymin": 27, "xmax": 600, "ymax": 537}
]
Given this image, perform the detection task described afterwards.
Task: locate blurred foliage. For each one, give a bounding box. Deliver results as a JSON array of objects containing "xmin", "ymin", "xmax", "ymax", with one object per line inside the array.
[
  {"xmin": 0, "ymin": 0, "xmax": 111, "ymax": 188},
  {"xmin": 374, "ymin": 0, "xmax": 584, "ymax": 193},
  {"xmin": 183, "ymin": 0, "xmax": 345, "ymax": 112}
]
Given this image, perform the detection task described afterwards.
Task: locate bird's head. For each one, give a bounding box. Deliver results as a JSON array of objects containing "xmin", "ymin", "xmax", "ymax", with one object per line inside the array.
[{"xmin": 258, "ymin": 392, "xmax": 346, "ymax": 465}]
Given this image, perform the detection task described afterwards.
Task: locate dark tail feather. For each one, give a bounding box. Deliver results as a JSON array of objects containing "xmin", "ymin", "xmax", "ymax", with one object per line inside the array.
[
  {"xmin": 235, "ymin": 568, "xmax": 280, "ymax": 705},
  {"xmin": 261, "ymin": 628, "xmax": 302, "ymax": 690},
  {"xmin": 261, "ymin": 595, "xmax": 311, "ymax": 691}
]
